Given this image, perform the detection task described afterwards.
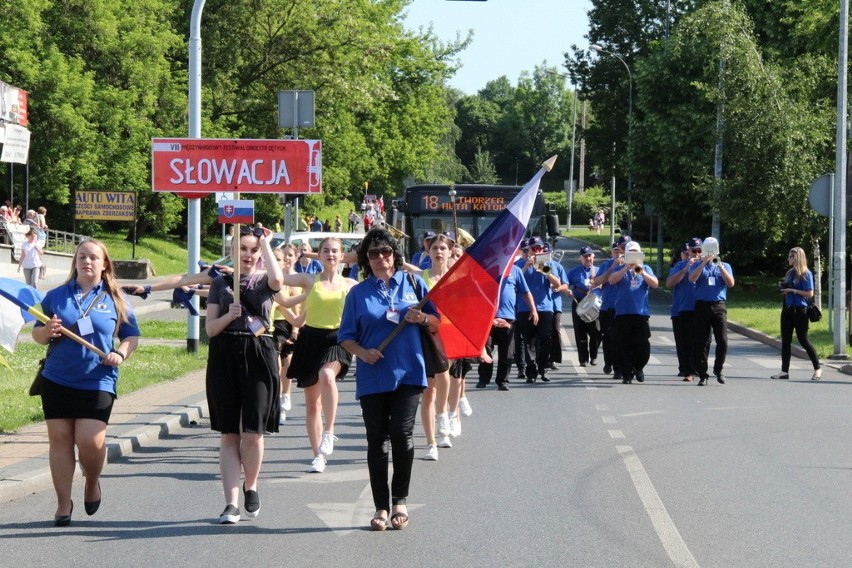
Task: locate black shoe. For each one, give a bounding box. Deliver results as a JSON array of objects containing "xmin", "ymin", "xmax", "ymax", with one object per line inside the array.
[
  {"xmin": 549, "ymin": 364, "xmax": 558, "ymax": 371},
  {"xmin": 590, "ymin": 359, "xmax": 598, "ymax": 366},
  {"xmin": 539, "ymin": 374, "xmax": 550, "ymax": 383},
  {"xmin": 716, "ymin": 374, "xmax": 726, "ymax": 384},
  {"xmin": 497, "ymin": 383, "xmax": 510, "ymax": 391},
  {"xmin": 84, "ymin": 482, "xmax": 101, "ymax": 516},
  {"xmin": 603, "ymin": 364, "xmax": 612, "ymax": 374},
  {"xmin": 635, "ymin": 371, "xmax": 645, "ymax": 383},
  {"xmin": 622, "ymin": 378, "xmax": 632, "ymax": 384},
  {"xmin": 54, "ymin": 501, "xmax": 73, "ymax": 527},
  {"xmin": 579, "ymin": 361, "xmax": 587, "ymax": 367},
  {"xmin": 219, "ymin": 504, "xmax": 241, "ymax": 524},
  {"xmin": 243, "ymin": 484, "xmax": 261, "ymax": 518},
  {"xmin": 475, "ymin": 381, "xmax": 488, "ymax": 389},
  {"xmin": 698, "ymin": 377, "xmax": 707, "ymax": 386},
  {"xmin": 517, "ymin": 371, "xmax": 526, "ymax": 380},
  {"xmin": 525, "ymin": 377, "xmax": 535, "ymax": 384},
  {"xmin": 613, "ymin": 372, "xmax": 622, "ymax": 381}
]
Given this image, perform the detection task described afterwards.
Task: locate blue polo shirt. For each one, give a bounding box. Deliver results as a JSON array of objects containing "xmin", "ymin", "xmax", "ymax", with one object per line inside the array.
[
  {"xmin": 611, "ymin": 266, "xmax": 655, "ymax": 317},
  {"xmin": 496, "ymin": 265, "xmax": 530, "ymax": 320},
  {"xmin": 691, "ymin": 261, "xmax": 733, "ymax": 302},
  {"xmin": 598, "ymin": 257, "xmax": 619, "ymax": 311},
  {"xmin": 36, "ymin": 281, "xmax": 140, "ymax": 395},
  {"xmin": 550, "ymin": 262, "xmax": 569, "ymax": 313},
  {"xmin": 783, "ymin": 270, "xmax": 813, "ymax": 308},
  {"xmin": 411, "ymin": 251, "xmax": 433, "ymax": 270},
  {"xmin": 339, "ymin": 271, "xmax": 439, "ymax": 399},
  {"xmin": 669, "ymin": 260, "xmax": 697, "ymax": 316}
]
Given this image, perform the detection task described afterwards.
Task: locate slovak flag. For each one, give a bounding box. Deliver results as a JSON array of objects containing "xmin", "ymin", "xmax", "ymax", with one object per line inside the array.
[
  {"xmin": 428, "ymin": 156, "xmax": 557, "ymax": 358},
  {"xmin": 218, "ymin": 199, "xmax": 254, "ymax": 225}
]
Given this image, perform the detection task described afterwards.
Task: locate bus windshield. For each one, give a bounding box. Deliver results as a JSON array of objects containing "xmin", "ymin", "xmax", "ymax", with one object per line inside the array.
[{"xmin": 389, "ymin": 184, "xmax": 549, "ymax": 259}]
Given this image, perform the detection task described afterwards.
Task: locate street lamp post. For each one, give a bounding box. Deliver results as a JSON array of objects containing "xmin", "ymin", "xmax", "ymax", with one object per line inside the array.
[
  {"xmin": 591, "ymin": 44, "xmax": 633, "ymax": 237},
  {"xmin": 448, "ymin": 185, "xmax": 459, "ymax": 237}
]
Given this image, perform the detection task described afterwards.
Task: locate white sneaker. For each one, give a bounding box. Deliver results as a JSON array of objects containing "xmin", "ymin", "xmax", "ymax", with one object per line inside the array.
[
  {"xmin": 437, "ymin": 435, "xmax": 452, "ymax": 448},
  {"xmin": 319, "ymin": 431, "xmax": 338, "ymax": 456},
  {"xmin": 279, "ymin": 411, "xmax": 286, "ymax": 425},
  {"xmin": 424, "ymin": 444, "xmax": 439, "ymax": 461},
  {"xmin": 307, "ymin": 455, "xmax": 327, "ymax": 473},
  {"xmin": 459, "ymin": 397, "xmax": 473, "ymax": 417},
  {"xmin": 281, "ymin": 394, "xmax": 292, "ymax": 412},
  {"xmin": 436, "ymin": 413, "xmax": 450, "ymax": 436},
  {"xmin": 449, "ymin": 413, "xmax": 461, "ymax": 438}
]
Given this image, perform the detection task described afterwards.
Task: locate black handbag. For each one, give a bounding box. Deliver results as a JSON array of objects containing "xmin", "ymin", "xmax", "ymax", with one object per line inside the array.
[
  {"xmin": 408, "ymin": 274, "xmax": 449, "ymax": 376},
  {"xmin": 806, "ymin": 300, "xmax": 822, "ymax": 323}
]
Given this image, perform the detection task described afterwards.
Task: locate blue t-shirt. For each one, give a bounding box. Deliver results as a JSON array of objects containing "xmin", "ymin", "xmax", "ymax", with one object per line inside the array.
[
  {"xmin": 597, "ymin": 257, "xmax": 620, "ymax": 311},
  {"xmin": 611, "ymin": 265, "xmax": 656, "ymax": 317},
  {"xmin": 36, "ymin": 281, "xmax": 141, "ymax": 394},
  {"xmin": 411, "ymin": 251, "xmax": 433, "ymax": 270},
  {"xmin": 783, "ymin": 270, "xmax": 813, "ymax": 308},
  {"xmin": 496, "ymin": 265, "xmax": 531, "ymax": 320},
  {"xmin": 515, "ymin": 258, "xmax": 557, "ymax": 313},
  {"xmin": 691, "ymin": 261, "xmax": 733, "ymax": 302},
  {"xmin": 566, "ymin": 263, "xmax": 598, "ymax": 302},
  {"xmin": 295, "ymin": 259, "xmax": 323, "ymax": 274},
  {"xmin": 338, "ymin": 271, "xmax": 439, "ymax": 399},
  {"xmin": 668, "ymin": 260, "xmax": 697, "ymax": 316},
  {"xmin": 550, "ymin": 262, "xmax": 569, "ymax": 312}
]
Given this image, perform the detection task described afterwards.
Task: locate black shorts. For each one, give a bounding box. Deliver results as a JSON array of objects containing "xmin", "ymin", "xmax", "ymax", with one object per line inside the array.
[
  {"xmin": 287, "ymin": 326, "xmax": 351, "ymax": 388},
  {"xmin": 273, "ymin": 319, "xmax": 296, "ymax": 358},
  {"xmin": 449, "ymin": 358, "xmax": 474, "ymax": 379},
  {"xmin": 206, "ymin": 333, "xmax": 280, "ymax": 434},
  {"xmin": 40, "ymin": 376, "xmax": 115, "ymax": 424}
]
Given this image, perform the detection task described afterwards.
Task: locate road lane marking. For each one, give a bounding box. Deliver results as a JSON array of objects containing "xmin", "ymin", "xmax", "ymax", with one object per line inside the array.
[
  {"xmin": 601, "ymin": 415, "xmax": 617, "ymax": 424},
  {"xmin": 616, "ymin": 445, "xmax": 699, "ymax": 568},
  {"xmin": 596, "ymin": 404, "xmax": 609, "ymax": 411},
  {"xmin": 620, "ymin": 411, "xmax": 665, "ymax": 418},
  {"xmin": 609, "ymin": 430, "xmax": 625, "ymax": 439}
]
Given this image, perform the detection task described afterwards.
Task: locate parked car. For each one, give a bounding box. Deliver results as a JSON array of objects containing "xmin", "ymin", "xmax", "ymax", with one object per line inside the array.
[{"xmin": 208, "ymin": 231, "xmax": 363, "ymax": 268}]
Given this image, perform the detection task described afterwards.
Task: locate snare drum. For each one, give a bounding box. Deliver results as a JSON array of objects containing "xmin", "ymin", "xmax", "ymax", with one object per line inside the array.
[{"xmin": 576, "ymin": 291, "xmax": 602, "ymax": 323}]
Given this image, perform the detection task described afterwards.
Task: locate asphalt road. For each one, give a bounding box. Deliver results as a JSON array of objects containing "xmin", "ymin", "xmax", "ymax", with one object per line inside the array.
[{"xmin": 2, "ymin": 237, "xmax": 850, "ymax": 567}]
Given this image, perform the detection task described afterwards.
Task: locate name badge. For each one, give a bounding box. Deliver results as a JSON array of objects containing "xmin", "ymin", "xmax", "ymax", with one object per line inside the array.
[
  {"xmin": 708, "ymin": 277, "xmax": 716, "ymax": 286},
  {"xmin": 386, "ymin": 309, "xmax": 400, "ymax": 323},
  {"xmin": 77, "ymin": 316, "xmax": 94, "ymax": 336}
]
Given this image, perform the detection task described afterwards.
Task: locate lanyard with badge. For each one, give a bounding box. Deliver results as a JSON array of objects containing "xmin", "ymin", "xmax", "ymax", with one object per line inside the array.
[
  {"xmin": 377, "ymin": 279, "xmax": 399, "ymax": 323},
  {"xmin": 73, "ymin": 288, "xmax": 108, "ymax": 336}
]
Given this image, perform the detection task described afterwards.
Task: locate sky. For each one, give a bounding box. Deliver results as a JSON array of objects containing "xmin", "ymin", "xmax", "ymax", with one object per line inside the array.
[{"xmin": 402, "ymin": 0, "xmax": 593, "ymax": 95}]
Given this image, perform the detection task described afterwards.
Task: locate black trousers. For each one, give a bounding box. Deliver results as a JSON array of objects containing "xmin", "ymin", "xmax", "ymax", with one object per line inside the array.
[
  {"xmin": 571, "ymin": 303, "xmax": 601, "ymax": 364},
  {"xmin": 672, "ymin": 310, "xmax": 695, "ymax": 376},
  {"xmin": 359, "ymin": 384, "xmax": 423, "ymax": 512},
  {"xmin": 551, "ymin": 311, "xmax": 563, "ymax": 364},
  {"xmin": 780, "ymin": 306, "xmax": 820, "ymax": 372},
  {"xmin": 479, "ymin": 323, "xmax": 515, "ymax": 385},
  {"xmin": 693, "ymin": 300, "xmax": 728, "ymax": 379},
  {"xmin": 615, "ymin": 314, "xmax": 651, "ymax": 379},
  {"xmin": 514, "ymin": 312, "xmax": 534, "ymax": 377},
  {"xmin": 599, "ymin": 308, "xmax": 618, "ymax": 370}
]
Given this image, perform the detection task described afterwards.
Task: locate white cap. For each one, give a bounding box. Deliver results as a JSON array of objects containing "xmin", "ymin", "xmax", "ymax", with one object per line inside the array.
[
  {"xmin": 625, "ymin": 241, "xmax": 641, "ymax": 252},
  {"xmin": 703, "ymin": 236, "xmax": 719, "ymax": 247}
]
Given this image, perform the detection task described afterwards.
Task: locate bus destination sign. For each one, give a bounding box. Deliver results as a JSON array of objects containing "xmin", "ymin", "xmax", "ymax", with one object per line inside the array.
[{"xmin": 419, "ymin": 194, "xmax": 506, "ymax": 213}]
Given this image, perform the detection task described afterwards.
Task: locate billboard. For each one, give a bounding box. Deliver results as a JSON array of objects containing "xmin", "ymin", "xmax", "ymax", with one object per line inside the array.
[
  {"xmin": 151, "ymin": 138, "xmax": 322, "ymax": 197},
  {"xmin": 75, "ymin": 191, "xmax": 136, "ymax": 221},
  {"xmin": 0, "ymin": 81, "xmax": 28, "ymax": 127},
  {"xmin": 0, "ymin": 124, "xmax": 30, "ymax": 164}
]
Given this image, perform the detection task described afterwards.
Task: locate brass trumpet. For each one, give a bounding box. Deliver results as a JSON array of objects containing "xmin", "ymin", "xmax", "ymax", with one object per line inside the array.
[
  {"xmin": 533, "ymin": 252, "xmax": 553, "ymax": 273},
  {"xmin": 633, "ymin": 264, "xmax": 643, "ymax": 274}
]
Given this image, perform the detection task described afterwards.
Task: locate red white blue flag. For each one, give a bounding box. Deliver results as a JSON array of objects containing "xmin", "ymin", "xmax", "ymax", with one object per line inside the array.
[
  {"xmin": 0, "ymin": 277, "xmax": 45, "ymax": 353},
  {"xmin": 428, "ymin": 156, "xmax": 557, "ymax": 359},
  {"xmin": 217, "ymin": 199, "xmax": 254, "ymax": 225}
]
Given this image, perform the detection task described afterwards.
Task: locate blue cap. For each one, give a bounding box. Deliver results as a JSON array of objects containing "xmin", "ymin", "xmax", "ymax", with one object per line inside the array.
[
  {"xmin": 688, "ymin": 237, "xmax": 703, "ymax": 250},
  {"xmin": 528, "ymin": 236, "xmax": 545, "ymax": 249},
  {"xmin": 580, "ymin": 245, "xmax": 593, "ymax": 256},
  {"xmin": 616, "ymin": 235, "xmax": 632, "ymax": 247}
]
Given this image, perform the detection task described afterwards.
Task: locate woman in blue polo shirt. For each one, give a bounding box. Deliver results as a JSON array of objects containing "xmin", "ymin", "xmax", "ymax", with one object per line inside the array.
[
  {"xmin": 32, "ymin": 239, "xmax": 140, "ymax": 527},
  {"xmin": 339, "ymin": 228, "xmax": 439, "ymax": 531},
  {"xmin": 772, "ymin": 247, "xmax": 822, "ymax": 380}
]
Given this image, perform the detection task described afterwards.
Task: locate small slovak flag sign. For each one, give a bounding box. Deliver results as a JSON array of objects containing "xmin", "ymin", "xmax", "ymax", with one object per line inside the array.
[{"xmin": 218, "ymin": 199, "xmax": 254, "ymax": 225}]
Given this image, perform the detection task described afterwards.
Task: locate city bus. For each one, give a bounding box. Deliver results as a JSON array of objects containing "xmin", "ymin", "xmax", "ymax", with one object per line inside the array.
[{"xmin": 387, "ymin": 184, "xmax": 557, "ymax": 259}]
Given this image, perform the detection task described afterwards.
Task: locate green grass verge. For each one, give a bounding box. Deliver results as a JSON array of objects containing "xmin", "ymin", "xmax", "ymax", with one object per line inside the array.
[
  {"xmin": 94, "ymin": 234, "xmax": 223, "ymax": 275},
  {"xmin": 0, "ymin": 322, "xmax": 209, "ymax": 433}
]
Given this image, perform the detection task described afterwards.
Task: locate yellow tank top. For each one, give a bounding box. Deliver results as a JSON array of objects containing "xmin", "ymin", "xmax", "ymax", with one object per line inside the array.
[{"xmin": 305, "ymin": 277, "xmax": 348, "ymax": 329}]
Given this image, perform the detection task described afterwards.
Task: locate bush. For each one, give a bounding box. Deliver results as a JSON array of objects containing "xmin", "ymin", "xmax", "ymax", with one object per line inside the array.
[{"xmin": 544, "ymin": 185, "xmax": 626, "ymax": 230}]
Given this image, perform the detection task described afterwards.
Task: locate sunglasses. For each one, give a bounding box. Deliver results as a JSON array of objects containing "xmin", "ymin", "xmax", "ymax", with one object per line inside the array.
[
  {"xmin": 239, "ymin": 226, "xmax": 265, "ymax": 238},
  {"xmin": 367, "ymin": 246, "xmax": 394, "ymax": 260},
  {"xmin": 691, "ymin": 248, "xmax": 702, "ymax": 253}
]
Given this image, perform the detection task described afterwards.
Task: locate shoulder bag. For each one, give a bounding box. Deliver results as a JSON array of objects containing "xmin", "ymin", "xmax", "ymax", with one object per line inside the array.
[
  {"xmin": 407, "ymin": 273, "xmax": 449, "ymax": 376},
  {"xmin": 806, "ymin": 299, "xmax": 822, "ymax": 323}
]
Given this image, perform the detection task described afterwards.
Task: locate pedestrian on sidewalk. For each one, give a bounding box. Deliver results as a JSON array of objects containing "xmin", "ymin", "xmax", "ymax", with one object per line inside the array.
[
  {"xmin": 772, "ymin": 247, "xmax": 822, "ymax": 381},
  {"xmin": 339, "ymin": 227, "xmax": 438, "ymax": 531},
  {"xmin": 17, "ymin": 227, "xmax": 44, "ymax": 288},
  {"xmin": 204, "ymin": 226, "xmax": 284, "ymax": 524},
  {"xmin": 32, "ymin": 238, "xmax": 140, "ymax": 527}
]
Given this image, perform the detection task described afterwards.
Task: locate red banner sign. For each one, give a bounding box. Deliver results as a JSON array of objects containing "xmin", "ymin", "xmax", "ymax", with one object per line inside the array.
[{"xmin": 151, "ymin": 138, "xmax": 322, "ymax": 198}]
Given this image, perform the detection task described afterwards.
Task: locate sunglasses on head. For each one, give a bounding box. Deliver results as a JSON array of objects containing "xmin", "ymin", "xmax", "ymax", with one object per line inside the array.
[
  {"xmin": 367, "ymin": 246, "xmax": 394, "ymax": 260},
  {"xmin": 240, "ymin": 226, "xmax": 265, "ymax": 238}
]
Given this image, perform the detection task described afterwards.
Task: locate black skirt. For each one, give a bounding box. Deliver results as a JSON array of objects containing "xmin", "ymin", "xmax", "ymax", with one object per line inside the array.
[
  {"xmin": 40, "ymin": 377, "xmax": 116, "ymax": 424},
  {"xmin": 287, "ymin": 326, "xmax": 351, "ymax": 388}
]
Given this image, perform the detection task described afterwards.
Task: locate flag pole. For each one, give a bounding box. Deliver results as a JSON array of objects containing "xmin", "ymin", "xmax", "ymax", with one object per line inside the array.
[
  {"xmin": 376, "ymin": 155, "xmax": 558, "ymax": 354},
  {"xmin": 0, "ymin": 290, "xmax": 109, "ymax": 358},
  {"xmin": 233, "ymin": 191, "xmax": 241, "ymax": 305}
]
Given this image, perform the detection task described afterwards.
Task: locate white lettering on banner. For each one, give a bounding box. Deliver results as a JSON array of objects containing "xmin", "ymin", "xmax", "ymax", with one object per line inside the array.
[{"xmin": 168, "ymin": 158, "xmax": 292, "ymax": 187}]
